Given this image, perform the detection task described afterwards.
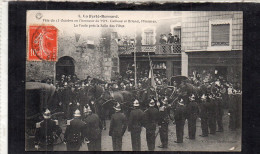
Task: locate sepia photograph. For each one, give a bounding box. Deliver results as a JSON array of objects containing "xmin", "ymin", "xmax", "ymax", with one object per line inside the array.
[{"xmin": 25, "ymin": 10, "xmax": 242, "ymax": 151}]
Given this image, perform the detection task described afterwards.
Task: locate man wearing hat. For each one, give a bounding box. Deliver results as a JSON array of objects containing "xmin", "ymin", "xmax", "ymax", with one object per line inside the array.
[
  {"xmin": 35, "ymin": 109, "xmax": 62, "ymax": 151},
  {"xmin": 199, "ymin": 94, "xmax": 209, "ymax": 137},
  {"xmin": 128, "ymin": 99, "xmax": 145, "ymax": 151},
  {"xmin": 83, "ymin": 106, "xmax": 102, "ymax": 151},
  {"xmin": 174, "ymin": 98, "xmax": 186, "ymax": 143},
  {"xmin": 186, "ymin": 94, "xmax": 199, "ymax": 140},
  {"xmin": 109, "ymin": 103, "xmax": 127, "ymax": 151},
  {"xmin": 143, "ymin": 99, "xmax": 159, "ymax": 151},
  {"xmin": 167, "ymin": 33, "xmax": 174, "ymax": 44},
  {"xmin": 158, "ymin": 97, "xmax": 170, "ymax": 148},
  {"xmin": 64, "ymin": 109, "xmax": 86, "ymax": 151}
]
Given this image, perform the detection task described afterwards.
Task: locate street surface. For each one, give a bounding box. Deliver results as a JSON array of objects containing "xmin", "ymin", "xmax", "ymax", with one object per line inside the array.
[{"xmin": 54, "ymin": 110, "xmax": 241, "ymax": 151}]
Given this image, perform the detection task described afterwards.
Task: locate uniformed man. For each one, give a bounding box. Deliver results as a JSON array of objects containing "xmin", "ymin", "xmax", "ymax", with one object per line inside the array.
[
  {"xmin": 216, "ymin": 92, "xmax": 224, "ymax": 132},
  {"xmin": 235, "ymin": 89, "xmax": 242, "ymax": 129},
  {"xmin": 186, "ymin": 94, "xmax": 199, "ymax": 140},
  {"xmin": 208, "ymin": 93, "xmax": 217, "ymax": 134},
  {"xmin": 228, "ymin": 88, "xmax": 239, "ymax": 131},
  {"xmin": 199, "ymin": 94, "xmax": 209, "ymax": 137},
  {"xmin": 109, "ymin": 103, "xmax": 127, "ymax": 151},
  {"xmin": 67, "ymin": 85, "xmax": 79, "ymax": 119},
  {"xmin": 34, "ymin": 109, "xmax": 62, "ymax": 151},
  {"xmin": 128, "ymin": 99, "xmax": 145, "ymax": 151},
  {"xmin": 62, "ymin": 82, "xmax": 71, "ymax": 118},
  {"xmin": 144, "ymin": 99, "xmax": 159, "ymax": 151},
  {"xmin": 158, "ymin": 97, "xmax": 170, "ymax": 148},
  {"xmin": 64, "ymin": 109, "xmax": 86, "ymax": 151},
  {"xmin": 84, "ymin": 106, "xmax": 102, "ymax": 151},
  {"xmin": 174, "ymin": 98, "xmax": 186, "ymax": 143}
]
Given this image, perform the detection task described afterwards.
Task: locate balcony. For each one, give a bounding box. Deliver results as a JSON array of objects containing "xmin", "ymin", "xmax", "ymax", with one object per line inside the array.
[
  {"xmin": 118, "ymin": 43, "xmax": 181, "ymax": 55},
  {"xmin": 141, "ymin": 45, "xmax": 157, "ymax": 52},
  {"xmin": 156, "ymin": 43, "xmax": 181, "ymax": 54},
  {"xmin": 118, "ymin": 46, "xmax": 135, "ymax": 54}
]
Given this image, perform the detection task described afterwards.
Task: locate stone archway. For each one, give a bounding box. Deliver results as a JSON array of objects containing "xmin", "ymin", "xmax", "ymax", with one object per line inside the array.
[{"xmin": 56, "ymin": 56, "xmax": 75, "ymax": 79}]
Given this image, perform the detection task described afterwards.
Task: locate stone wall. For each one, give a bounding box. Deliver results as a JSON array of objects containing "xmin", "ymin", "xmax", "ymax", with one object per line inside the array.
[
  {"xmin": 26, "ymin": 61, "xmax": 55, "ymax": 81},
  {"xmin": 26, "ymin": 33, "xmax": 105, "ymax": 81}
]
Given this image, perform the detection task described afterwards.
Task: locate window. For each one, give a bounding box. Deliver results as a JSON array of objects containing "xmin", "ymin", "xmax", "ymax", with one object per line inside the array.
[
  {"xmin": 142, "ymin": 27, "xmax": 156, "ymax": 45},
  {"xmin": 211, "ymin": 24, "xmax": 230, "ymax": 46},
  {"xmin": 208, "ymin": 19, "xmax": 232, "ymax": 51}
]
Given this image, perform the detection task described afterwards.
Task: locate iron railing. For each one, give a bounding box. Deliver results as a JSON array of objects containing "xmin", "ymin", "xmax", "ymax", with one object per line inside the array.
[{"xmin": 118, "ymin": 43, "xmax": 181, "ymax": 55}]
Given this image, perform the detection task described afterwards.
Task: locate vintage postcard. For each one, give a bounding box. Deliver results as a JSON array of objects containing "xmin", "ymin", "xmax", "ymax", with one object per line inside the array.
[{"xmin": 25, "ymin": 10, "xmax": 242, "ymax": 151}]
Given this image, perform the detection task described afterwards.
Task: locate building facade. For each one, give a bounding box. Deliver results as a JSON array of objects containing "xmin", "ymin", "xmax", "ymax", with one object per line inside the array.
[
  {"xmin": 181, "ymin": 11, "xmax": 242, "ymax": 83},
  {"xmin": 117, "ymin": 15, "xmax": 183, "ymax": 82},
  {"xmin": 26, "ymin": 11, "xmax": 243, "ymax": 84},
  {"xmin": 26, "ymin": 32, "xmax": 110, "ymax": 82}
]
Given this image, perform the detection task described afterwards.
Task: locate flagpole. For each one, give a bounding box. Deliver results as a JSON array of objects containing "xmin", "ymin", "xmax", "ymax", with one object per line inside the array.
[
  {"xmin": 134, "ymin": 47, "xmax": 137, "ymax": 89},
  {"xmin": 148, "ymin": 52, "xmax": 159, "ymax": 102}
]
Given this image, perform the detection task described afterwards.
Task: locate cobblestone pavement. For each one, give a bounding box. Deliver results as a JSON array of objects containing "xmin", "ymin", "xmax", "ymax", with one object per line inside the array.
[{"xmin": 54, "ymin": 110, "xmax": 241, "ymax": 151}]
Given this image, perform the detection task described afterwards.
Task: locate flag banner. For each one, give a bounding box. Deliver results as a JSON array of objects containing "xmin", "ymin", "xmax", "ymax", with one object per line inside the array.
[{"xmin": 149, "ymin": 61, "xmax": 156, "ymax": 89}]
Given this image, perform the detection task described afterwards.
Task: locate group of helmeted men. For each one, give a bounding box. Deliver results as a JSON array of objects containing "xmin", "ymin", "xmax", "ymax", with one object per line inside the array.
[{"xmin": 35, "ymin": 76, "xmax": 242, "ymax": 151}]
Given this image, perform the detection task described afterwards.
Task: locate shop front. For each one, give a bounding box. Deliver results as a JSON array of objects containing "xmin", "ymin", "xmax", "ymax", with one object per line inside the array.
[
  {"xmin": 119, "ymin": 53, "xmax": 181, "ymax": 83},
  {"xmin": 187, "ymin": 51, "xmax": 242, "ymax": 83}
]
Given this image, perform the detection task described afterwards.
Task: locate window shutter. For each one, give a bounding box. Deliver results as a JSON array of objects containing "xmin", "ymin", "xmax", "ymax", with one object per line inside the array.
[
  {"xmin": 211, "ymin": 24, "xmax": 230, "ymax": 46},
  {"xmin": 144, "ymin": 29, "xmax": 154, "ymax": 45}
]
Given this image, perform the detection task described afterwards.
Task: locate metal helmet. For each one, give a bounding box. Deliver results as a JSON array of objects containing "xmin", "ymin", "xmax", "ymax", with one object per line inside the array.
[
  {"xmin": 189, "ymin": 94, "xmax": 195, "ymax": 101},
  {"xmin": 113, "ymin": 103, "xmax": 121, "ymax": 111},
  {"xmin": 201, "ymin": 94, "xmax": 206, "ymax": 101},
  {"xmin": 162, "ymin": 97, "xmax": 168, "ymax": 104},
  {"xmin": 133, "ymin": 99, "xmax": 140, "ymax": 107},
  {"xmin": 74, "ymin": 109, "xmax": 81, "ymax": 117},
  {"xmin": 149, "ymin": 99, "xmax": 155, "ymax": 107},
  {"xmin": 43, "ymin": 109, "xmax": 51, "ymax": 119}
]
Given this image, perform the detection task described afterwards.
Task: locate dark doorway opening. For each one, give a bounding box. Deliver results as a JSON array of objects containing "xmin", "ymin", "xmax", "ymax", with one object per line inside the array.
[{"xmin": 56, "ymin": 56, "xmax": 75, "ymax": 79}]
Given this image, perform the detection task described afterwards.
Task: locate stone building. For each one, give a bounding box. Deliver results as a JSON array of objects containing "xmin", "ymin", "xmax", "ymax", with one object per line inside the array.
[
  {"xmin": 26, "ymin": 31, "xmax": 113, "ymax": 82},
  {"xmin": 181, "ymin": 11, "xmax": 243, "ymax": 83}
]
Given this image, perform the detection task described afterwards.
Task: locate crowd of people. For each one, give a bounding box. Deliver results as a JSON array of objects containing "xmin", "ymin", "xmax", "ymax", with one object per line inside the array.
[
  {"xmin": 34, "ymin": 70, "xmax": 242, "ymax": 151},
  {"xmin": 159, "ymin": 33, "xmax": 180, "ymax": 44}
]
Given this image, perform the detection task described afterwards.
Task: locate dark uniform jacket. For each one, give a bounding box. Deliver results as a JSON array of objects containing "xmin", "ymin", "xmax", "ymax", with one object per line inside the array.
[
  {"xmin": 62, "ymin": 88, "xmax": 72, "ymax": 103},
  {"xmin": 158, "ymin": 105, "xmax": 170, "ymax": 125},
  {"xmin": 208, "ymin": 97, "xmax": 217, "ymax": 115},
  {"xmin": 64, "ymin": 118, "xmax": 86, "ymax": 144},
  {"xmin": 84, "ymin": 113, "xmax": 102, "ymax": 141},
  {"xmin": 216, "ymin": 94, "xmax": 224, "ymax": 116},
  {"xmin": 79, "ymin": 88, "xmax": 88, "ymax": 106},
  {"xmin": 199, "ymin": 100, "xmax": 210, "ymax": 118},
  {"xmin": 144, "ymin": 107, "xmax": 159, "ymax": 131},
  {"xmin": 35, "ymin": 119, "xmax": 62, "ymax": 146},
  {"xmin": 109, "ymin": 112, "xmax": 127, "ymax": 137},
  {"xmin": 186, "ymin": 101, "xmax": 199, "ymax": 119},
  {"xmin": 174, "ymin": 104, "xmax": 186, "ymax": 121},
  {"xmin": 128, "ymin": 108, "xmax": 144, "ymax": 132}
]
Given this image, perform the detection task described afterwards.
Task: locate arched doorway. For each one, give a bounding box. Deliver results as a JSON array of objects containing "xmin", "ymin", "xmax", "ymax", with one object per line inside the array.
[{"xmin": 56, "ymin": 56, "xmax": 75, "ymax": 80}]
